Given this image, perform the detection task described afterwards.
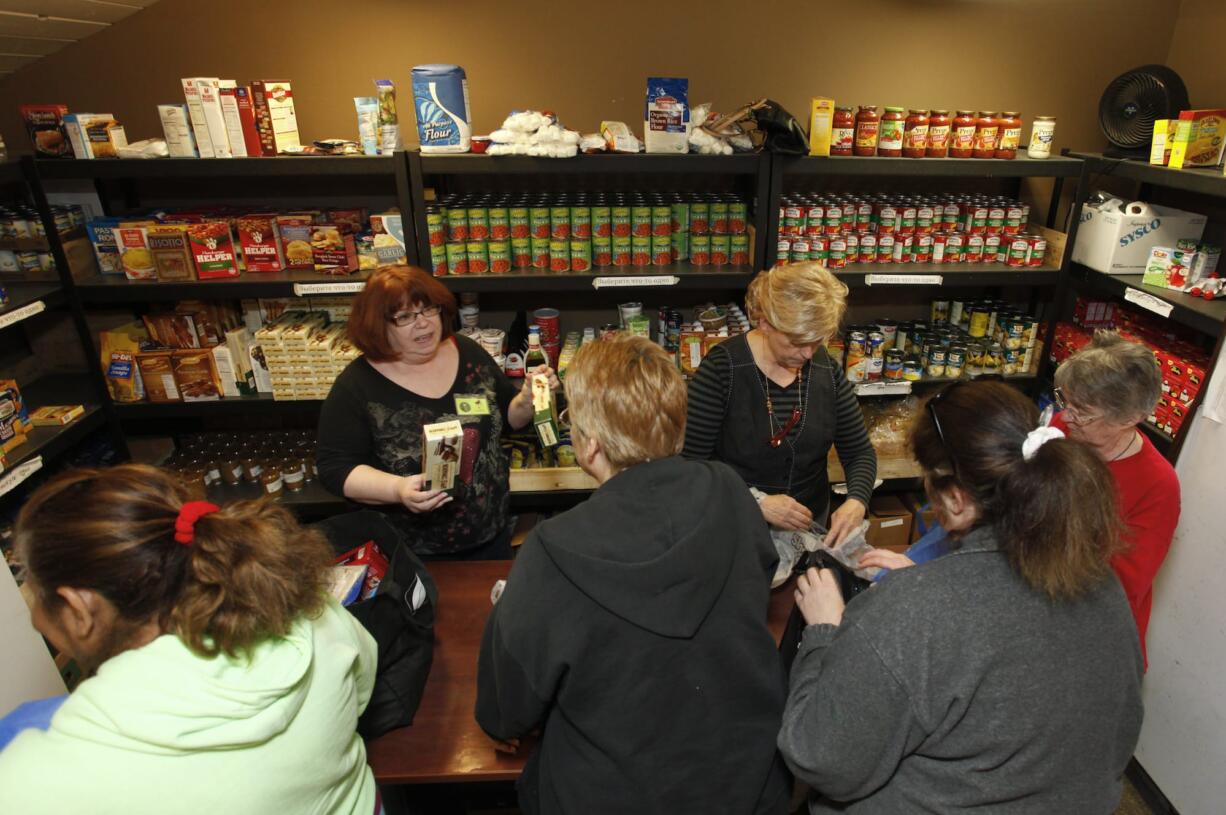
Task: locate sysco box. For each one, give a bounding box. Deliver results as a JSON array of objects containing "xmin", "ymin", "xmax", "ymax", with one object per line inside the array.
[{"xmin": 411, "ymin": 64, "xmax": 472, "ymax": 153}]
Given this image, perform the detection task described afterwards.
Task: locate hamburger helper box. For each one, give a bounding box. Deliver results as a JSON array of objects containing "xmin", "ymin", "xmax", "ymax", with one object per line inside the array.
[{"xmin": 1071, "ymin": 199, "xmax": 1206, "ymax": 274}]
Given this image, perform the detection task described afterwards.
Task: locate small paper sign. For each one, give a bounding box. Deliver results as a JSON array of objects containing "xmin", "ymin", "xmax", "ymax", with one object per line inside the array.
[
  {"xmin": 292, "ymin": 281, "xmax": 366, "ymax": 296},
  {"xmin": 854, "ymin": 381, "xmax": 912, "ymax": 397},
  {"xmin": 864, "ymin": 274, "xmax": 944, "ymax": 287},
  {"xmin": 0, "ymin": 300, "xmax": 46, "ymax": 330},
  {"xmin": 0, "ymin": 455, "xmax": 42, "ymax": 498},
  {"xmin": 1124, "ymin": 287, "xmax": 1175, "ymax": 318},
  {"xmin": 592, "ymin": 275, "xmax": 680, "ymax": 289}
]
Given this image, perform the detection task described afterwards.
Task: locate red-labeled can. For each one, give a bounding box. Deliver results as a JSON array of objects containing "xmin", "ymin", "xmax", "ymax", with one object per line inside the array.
[
  {"xmin": 945, "ymin": 233, "xmax": 965, "ymax": 264},
  {"xmin": 791, "ymin": 239, "xmax": 811, "ymax": 264},
  {"xmin": 783, "ymin": 205, "xmax": 804, "ymax": 236},
  {"xmin": 856, "ymin": 202, "xmax": 873, "ymax": 232},
  {"xmin": 899, "ymin": 205, "xmax": 918, "ymax": 235},
  {"xmin": 859, "ymin": 233, "xmax": 877, "ymax": 264},
  {"xmin": 916, "ymin": 206, "xmax": 935, "ymax": 235},
  {"xmin": 969, "ymin": 206, "xmax": 989, "ymax": 235},
  {"xmin": 986, "ymin": 207, "xmax": 1005, "ymax": 236},
  {"xmin": 806, "ymin": 206, "xmax": 825, "ymax": 235},
  {"xmin": 825, "ymin": 205, "xmax": 843, "ymax": 236},
  {"xmin": 1027, "ymin": 235, "xmax": 1047, "ymax": 266},
  {"xmin": 983, "ymin": 234, "xmax": 1001, "ymax": 264},
  {"xmin": 1006, "ymin": 237, "xmax": 1030, "ymax": 267},
  {"xmin": 1004, "ymin": 206, "xmax": 1024, "ymax": 235},
  {"xmin": 966, "ymin": 234, "xmax": 985, "ymax": 264},
  {"xmin": 845, "ymin": 232, "xmax": 860, "ymax": 264},
  {"xmin": 827, "ymin": 237, "xmax": 848, "ymax": 268},
  {"xmin": 877, "ymin": 204, "xmax": 898, "ymax": 235},
  {"xmin": 877, "ymin": 234, "xmax": 895, "ymax": 264},
  {"xmin": 931, "ymin": 232, "xmax": 948, "ymax": 264},
  {"xmin": 913, "ymin": 233, "xmax": 932, "ymax": 264},
  {"xmin": 942, "ymin": 203, "xmax": 960, "ymax": 231},
  {"xmin": 808, "ymin": 235, "xmax": 828, "ymax": 262},
  {"xmin": 774, "ymin": 239, "xmax": 789, "ymax": 266}
]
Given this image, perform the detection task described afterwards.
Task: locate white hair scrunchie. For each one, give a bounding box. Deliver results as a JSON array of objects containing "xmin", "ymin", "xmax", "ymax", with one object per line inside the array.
[{"xmin": 1022, "ymin": 426, "xmax": 1065, "ymax": 461}]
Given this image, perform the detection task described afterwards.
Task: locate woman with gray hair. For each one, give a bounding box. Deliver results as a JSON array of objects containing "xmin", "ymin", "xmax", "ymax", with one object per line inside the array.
[{"xmin": 1051, "ymin": 330, "xmax": 1181, "ymax": 666}]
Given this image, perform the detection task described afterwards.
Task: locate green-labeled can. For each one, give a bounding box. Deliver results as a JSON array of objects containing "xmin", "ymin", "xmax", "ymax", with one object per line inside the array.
[
  {"xmin": 509, "ymin": 207, "xmax": 530, "ymax": 239},
  {"xmin": 511, "ymin": 237, "xmax": 532, "ymax": 269},
  {"xmin": 612, "ymin": 235, "xmax": 632, "ymax": 266},
  {"xmin": 570, "ymin": 239, "xmax": 593, "ymax": 272},
  {"xmin": 530, "ymin": 207, "xmax": 551, "ymax": 240},
  {"xmin": 651, "ymin": 205, "xmax": 672, "ymax": 237},
  {"xmin": 488, "ymin": 207, "xmax": 510, "ymax": 240},
  {"xmin": 631, "ymin": 235, "xmax": 651, "ymax": 267},
  {"xmin": 612, "ymin": 206, "xmax": 632, "ymax": 238},
  {"xmin": 592, "ymin": 206, "xmax": 612, "ymax": 238},
  {"xmin": 592, "ymin": 236, "xmax": 613, "ymax": 267},
  {"xmin": 425, "ymin": 210, "xmax": 446, "ymax": 247},
  {"xmin": 487, "ymin": 240, "xmax": 511, "ymax": 274},
  {"xmin": 550, "ymin": 206, "xmax": 571, "ymax": 240},
  {"xmin": 549, "ymin": 240, "xmax": 570, "ymax": 272},
  {"xmin": 671, "ymin": 202, "xmax": 690, "ymax": 234},
  {"xmin": 631, "ymin": 206, "xmax": 653, "ymax": 238},
  {"xmin": 467, "ymin": 207, "xmax": 490, "ymax": 241},
  {"xmin": 728, "ymin": 202, "xmax": 748, "ymax": 234},
  {"xmin": 445, "ymin": 242, "xmax": 468, "ymax": 275},
  {"xmin": 690, "ymin": 235, "xmax": 711, "ymax": 266},
  {"xmin": 690, "ymin": 201, "xmax": 711, "ymax": 235},
  {"xmin": 731, "ymin": 233, "xmax": 750, "ymax": 265},
  {"xmin": 651, "ymin": 235, "xmax": 672, "ymax": 266},
  {"xmin": 710, "ymin": 234, "xmax": 731, "ymax": 266},
  {"xmin": 530, "ymin": 236, "xmax": 550, "ymax": 269},
  {"xmin": 671, "ymin": 231, "xmax": 689, "ymax": 262},
  {"xmin": 466, "ymin": 240, "xmax": 489, "ymax": 274},
  {"xmin": 570, "ymin": 206, "xmax": 592, "ymax": 239},
  {"xmin": 429, "ymin": 243, "xmax": 447, "ymax": 276},
  {"xmin": 710, "ymin": 201, "xmax": 730, "ymax": 235},
  {"xmin": 446, "ymin": 207, "xmax": 469, "ymax": 242}
]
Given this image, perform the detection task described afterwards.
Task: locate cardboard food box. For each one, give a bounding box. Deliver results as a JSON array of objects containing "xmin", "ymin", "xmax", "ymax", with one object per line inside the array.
[
  {"xmin": 311, "ymin": 224, "xmax": 359, "ymax": 274},
  {"xmin": 117, "ymin": 226, "xmax": 156, "ymax": 280},
  {"xmin": 532, "ymin": 373, "xmax": 560, "ymax": 447},
  {"xmin": 233, "ymin": 85, "xmax": 265, "ymax": 156},
  {"xmin": 276, "ymin": 215, "xmax": 314, "ymax": 269},
  {"xmin": 251, "ymin": 80, "xmax": 301, "ymax": 154},
  {"xmin": 19, "ymin": 104, "xmax": 71, "ymax": 158},
  {"xmin": 209, "ymin": 344, "xmax": 241, "ymax": 397},
  {"xmin": 146, "ymin": 224, "xmax": 195, "ymax": 281},
  {"xmin": 181, "ymin": 78, "xmax": 216, "ymax": 158},
  {"xmin": 61, "ymin": 112, "xmax": 114, "ymax": 159},
  {"xmin": 236, "ymin": 214, "xmax": 285, "ymax": 272},
  {"xmin": 190, "ymin": 77, "xmax": 233, "ymax": 158},
  {"xmin": 864, "ymin": 495, "xmax": 914, "ymax": 553},
  {"xmin": 899, "ymin": 492, "xmax": 939, "ymax": 545},
  {"xmin": 1071, "ymin": 200, "xmax": 1206, "ymax": 274},
  {"xmin": 136, "ymin": 351, "xmax": 182, "ymax": 403},
  {"xmin": 84, "ymin": 118, "xmax": 128, "ymax": 159},
  {"xmin": 808, "ymin": 97, "xmax": 835, "ymax": 157},
  {"xmin": 29, "ymin": 405, "xmax": 85, "ymax": 426},
  {"xmin": 1149, "ymin": 119, "xmax": 1178, "ymax": 166},
  {"xmin": 217, "ymin": 80, "xmax": 248, "ymax": 158},
  {"xmin": 142, "ymin": 313, "xmax": 201, "ymax": 349},
  {"xmin": 248, "ymin": 342, "xmax": 273, "ymax": 394},
  {"xmin": 171, "ymin": 349, "xmax": 222, "ymax": 402},
  {"xmin": 333, "ymin": 541, "xmax": 389, "ymax": 601},
  {"xmin": 371, "ymin": 212, "xmax": 408, "ymax": 265},
  {"xmin": 224, "ymin": 327, "xmax": 257, "ymax": 395},
  {"xmin": 158, "ymin": 104, "xmax": 199, "ymax": 158},
  {"xmin": 187, "ymin": 221, "xmax": 240, "ymax": 279},
  {"xmin": 422, "ymin": 419, "xmax": 464, "ymax": 493},
  {"xmin": 1168, "ymin": 109, "xmax": 1226, "ymax": 169},
  {"xmin": 328, "ymin": 208, "xmax": 367, "ymax": 235},
  {"xmin": 0, "ymin": 390, "xmax": 27, "ymax": 455},
  {"xmin": 1142, "ymin": 246, "xmax": 1199, "ymax": 290},
  {"xmin": 86, "ymin": 218, "xmax": 125, "ymax": 275}
]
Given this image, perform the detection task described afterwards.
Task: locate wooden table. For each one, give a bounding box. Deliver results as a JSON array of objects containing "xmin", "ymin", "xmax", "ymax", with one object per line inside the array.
[{"xmin": 365, "ymin": 560, "xmax": 797, "ymax": 785}]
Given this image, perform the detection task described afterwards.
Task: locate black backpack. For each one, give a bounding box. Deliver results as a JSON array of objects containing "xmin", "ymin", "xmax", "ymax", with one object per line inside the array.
[{"xmin": 312, "ymin": 510, "xmax": 437, "ymax": 740}]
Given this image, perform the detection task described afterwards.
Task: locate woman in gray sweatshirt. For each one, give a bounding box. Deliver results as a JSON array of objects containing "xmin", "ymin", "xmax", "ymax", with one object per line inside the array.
[{"xmin": 779, "ymin": 380, "xmax": 1144, "ymax": 814}]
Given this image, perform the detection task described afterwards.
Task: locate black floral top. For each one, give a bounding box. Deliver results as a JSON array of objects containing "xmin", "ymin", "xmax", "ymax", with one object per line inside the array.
[{"xmin": 317, "ymin": 334, "xmax": 521, "ymax": 556}]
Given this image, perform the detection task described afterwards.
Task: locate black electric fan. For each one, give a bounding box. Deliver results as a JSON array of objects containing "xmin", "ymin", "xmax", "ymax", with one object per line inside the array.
[{"xmin": 1099, "ymin": 65, "xmax": 1190, "ymax": 160}]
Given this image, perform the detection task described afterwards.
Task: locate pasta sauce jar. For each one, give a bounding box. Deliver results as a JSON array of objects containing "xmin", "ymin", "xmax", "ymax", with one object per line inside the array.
[
  {"xmin": 972, "ymin": 111, "xmax": 999, "ymax": 159},
  {"xmin": 854, "ymin": 106, "xmax": 881, "ymax": 156},
  {"xmin": 951, "ymin": 110, "xmax": 977, "ymax": 158},
  {"xmin": 877, "ymin": 107, "xmax": 906, "ymax": 157},
  {"xmin": 831, "ymin": 106, "xmax": 855, "ymax": 156},
  {"xmin": 927, "ymin": 110, "xmax": 951, "ymax": 158},
  {"xmin": 903, "ymin": 110, "xmax": 930, "ymax": 158},
  {"xmin": 995, "ymin": 111, "xmax": 1022, "ymax": 159}
]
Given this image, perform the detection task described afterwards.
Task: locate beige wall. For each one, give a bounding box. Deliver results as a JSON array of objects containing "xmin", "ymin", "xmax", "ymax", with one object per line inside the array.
[
  {"xmin": 1166, "ymin": 0, "xmax": 1226, "ymax": 106},
  {"xmin": 0, "ymin": 0, "xmax": 1183, "ymax": 158}
]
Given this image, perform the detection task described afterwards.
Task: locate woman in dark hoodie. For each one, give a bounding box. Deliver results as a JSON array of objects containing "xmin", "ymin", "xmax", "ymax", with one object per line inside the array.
[{"xmin": 476, "ymin": 335, "xmax": 791, "ymax": 815}]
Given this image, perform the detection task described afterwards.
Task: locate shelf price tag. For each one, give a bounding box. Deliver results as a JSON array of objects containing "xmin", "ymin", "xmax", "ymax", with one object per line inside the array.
[
  {"xmin": 864, "ymin": 274, "xmax": 944, "ymax": 287},
  {"xmin": 0, "ymin": 300, "xmax": 46, "ymax": 330},
  {"xmin": 292, "ymin": 281, "xmax": 367, "ymax": 297},
  {"xmin": 854, "ymin": 381, "xmax": 912, "ymax": 397},
  {"xmin": 0, "ymin": 455, "xmax": 43, "ymax": 498},
  {"xmin": 592, "ymin": 276, "xmax": 680, "ymax": 289},
  {"xmin": 1124, "ymin": 287, "xmax": 1175, "ymax": 318}
]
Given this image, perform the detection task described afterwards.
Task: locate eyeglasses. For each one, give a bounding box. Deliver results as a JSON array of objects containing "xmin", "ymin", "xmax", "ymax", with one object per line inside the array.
[
  {"xmin": 1053, "ymin": 387, "xmax": 1101, "ymax": 424},
  {"xmin": 388, "ymin": 304, "xmax": 442, "ymax": 327},
  {"xmin": 926, "ymin": 375, "xmax": 1004, "ymax": 482}
]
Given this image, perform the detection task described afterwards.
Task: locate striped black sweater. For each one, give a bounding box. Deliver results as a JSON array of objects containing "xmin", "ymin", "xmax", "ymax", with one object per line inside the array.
[{"xmin": 683, "ymin": 342, "xmax": 878, "ymax": 508}]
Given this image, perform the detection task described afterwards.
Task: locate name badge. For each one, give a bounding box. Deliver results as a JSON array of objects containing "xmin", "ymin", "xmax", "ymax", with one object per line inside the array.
[{"xmin": 454, "ymin": 395, "xmax": 491, "ymax": 416}]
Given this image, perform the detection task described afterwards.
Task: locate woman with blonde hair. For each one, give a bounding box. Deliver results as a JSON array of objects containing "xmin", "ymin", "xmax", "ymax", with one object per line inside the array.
[
  {"xmin": 477, "ymin": 335, "xmax": 791, "ymax": 815},
  {"xmin": 684, "ymin": 263, "xmax": 876, "ymax": 545},
  {"xmin": 0, "ymin": 464, "xmax": 381, "ymax": 815}
]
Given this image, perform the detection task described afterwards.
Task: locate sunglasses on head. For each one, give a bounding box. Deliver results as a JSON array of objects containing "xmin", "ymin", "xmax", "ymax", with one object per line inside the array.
[{"xmin": 926, "ymin": 375, "xmax": 1004, "ymax": 482}]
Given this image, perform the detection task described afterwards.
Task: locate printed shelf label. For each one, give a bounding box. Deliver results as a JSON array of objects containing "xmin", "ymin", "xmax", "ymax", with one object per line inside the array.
[
  {"xmin": 864, "ymin": 274, "xmax": 944, "ymax": 287},
  {"xmin": 0, "ymin": 455, "xmax": 42, "ymax": 498},
  {"xmin": 0, "ymin": 300, "xmax": 46, "ymax": 330},
  {"xmin": 1124, "ymin": 287, "xmax": 1175, "ymax": 318},
  {"xmin": 292, "ymin": 281, "xmax": 366, "ymax": 296},
  {"xmin": 592, "ymin": 275, "xmax": 680, "ymax": 289},
  {"xmin": 854, "ymin": 381, "xmax": 912, "ymax": 397}
]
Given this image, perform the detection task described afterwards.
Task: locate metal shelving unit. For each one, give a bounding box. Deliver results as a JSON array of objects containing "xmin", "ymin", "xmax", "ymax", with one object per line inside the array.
[
  {"xmin": 435, "ymin": 264, "xmax": 756, "ymax": 293},
  {"xmin": 34, "ymin": 155, "xmax": 396, "ymax": 180},
  {"xmin": 832, "ymin": 264, "xmax": 1061, "ymax": 288},
  {"xmin": 74, "ymin": 270, "xmax": 371, "ymax": 303},
  {"xmin": 113, "ymin": 394, "xmax": 324, "ymax": 419},
  {"xmin": 1069, "ymin": 151, "xmax": 1226, "ymax": 199},
  {"xmin": 774, "ymin": 154, "xmax": 1085, "ymax": 179}
]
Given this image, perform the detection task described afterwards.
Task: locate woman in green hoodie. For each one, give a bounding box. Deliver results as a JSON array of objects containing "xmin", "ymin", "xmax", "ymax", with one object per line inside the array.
[{"xmin": 0, "ymin": 464, "xmax": 381, "ymax": 815}]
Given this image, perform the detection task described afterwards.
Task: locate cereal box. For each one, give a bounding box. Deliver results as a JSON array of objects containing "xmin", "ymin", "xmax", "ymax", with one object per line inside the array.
[
  {"xmin": 172, "ymin": 349, "xmax": 222, "ymax": 402},
  {"xmin": 276, "ymin": 215, "xmax": 314, "ymax": 269},
  {"xmin": 311, "ymin": 224, "xmax": 359, "ymax": 274},
  {"xmin": 136, "ymin": 351, "xmax": 182, "ymax": 403},
  {"xmin": 422, "ymin": 419, "xmax": 464, "ymax": 493},
  {"xmin": 187, "ymin": 221, "xmax": 240, "ymax": 279},
  {"xmin": 236, "ymin": 214, "xmax": 284, "ymax": 272},
  {"xmin": 250, "ymin": 80, "xmax": 301, "ymax": 154},
  {"xmin": 117, "ymin": 226, "xmax": 156, "ymax": 280},
  {"xmin": 146, "ymin": 224, "xmax": 195, "ymax": 281}
]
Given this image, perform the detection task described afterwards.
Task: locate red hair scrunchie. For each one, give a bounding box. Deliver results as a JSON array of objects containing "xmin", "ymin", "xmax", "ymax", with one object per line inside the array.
[{"xmin": 174, "ymin": 500, "xmax": 220, "ymax": 546}]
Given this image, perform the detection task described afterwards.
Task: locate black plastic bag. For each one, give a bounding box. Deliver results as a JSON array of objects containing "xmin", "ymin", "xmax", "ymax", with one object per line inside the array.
[
  {"xmin": 778, "ymin": 549, "xmax": 870, "ymax": 673},
  {"xmin": 312, "ymin": 510, "xmax": 437, "ymax": 740},
  {"xmin": 752, "ymin": 99, "xmax": 809, "ymax": 155}
]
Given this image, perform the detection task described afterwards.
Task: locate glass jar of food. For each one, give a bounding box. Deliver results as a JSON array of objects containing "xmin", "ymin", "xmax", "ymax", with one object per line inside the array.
[
  {"xmin": 995, "ymin": 111, "xmax": 1022, "ymax": 159},
  {"xmin": 241, "ymin": 457, "xmax": 264, "ymax": 482},
  {"xmin": 1027, "ymin": 116, "xmax": 1057, "ymax": 159},
  {"xmin": 972, "ymin": 111, "xmax": 999, "ymax": 159},
  {"xmin": 926, "ymin": 110, "xmax": 951, "ymax": 157},
  {"xmin": 220, "ymin": 456, "xmax": 243, "ymax": 486},
  {"xmin": 831, "ymin": 106, "xmax": 855, "ymax": 156},
  {"xmin": 951, "ymin": 110, "xmax": 977, "ymax": 158},
  {"xmin": 282, "ymin": 460, "xmax": 306, "ymax": 492},
  {"xmin": 261, "ymin": 467, "xmax": 284, "ymax": 497},
  {"xmin": 853, "ymin": 106, "xmax": 881, "ymax": 157},
  {"xmin": 902, "ymin": 110, "xmax": 929, "ymax": 158},
  {"xmin": 877, "ymin": 107, "xmax": 905, "ymax": 157}
]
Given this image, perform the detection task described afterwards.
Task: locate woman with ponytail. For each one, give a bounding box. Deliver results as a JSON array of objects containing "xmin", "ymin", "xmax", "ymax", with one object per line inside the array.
[
  {"xmin": 0, "ymin": 464, "xmax": 381, "ymax": 815},
  {"xmin": 778, "ymin": 381, "xmax": 1144, "ymax": 814}
]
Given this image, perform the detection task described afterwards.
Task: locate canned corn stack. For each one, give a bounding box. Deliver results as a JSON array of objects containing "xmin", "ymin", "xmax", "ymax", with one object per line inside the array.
[{"xmin": 436, "ymin": 190, "xmax": 750, "ymax": 275}]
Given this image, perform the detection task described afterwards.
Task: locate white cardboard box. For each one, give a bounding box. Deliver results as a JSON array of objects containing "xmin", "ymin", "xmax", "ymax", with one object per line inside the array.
[{"xmin": 1072, "ymin": 200, "xmax": 1207, "ymax": 274}]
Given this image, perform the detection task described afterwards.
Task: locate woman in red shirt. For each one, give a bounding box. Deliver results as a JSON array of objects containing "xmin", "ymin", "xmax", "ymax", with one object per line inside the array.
[{"xmin": 1051, "ymin": 330, "xmax": 1181, "ymax": 666}]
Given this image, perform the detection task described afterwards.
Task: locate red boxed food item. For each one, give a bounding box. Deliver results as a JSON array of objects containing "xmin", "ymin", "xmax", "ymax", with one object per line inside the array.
[
  {"xmin": 188, "ymin": 221, "xmax": 241, "ymax": 279},
  {"xmin": 334, "ymin": 541, "xmax": 389, "ymax": 601},
  {"xmin": 236, "ymin": 214, "xmax": 284, "ymax": 272}
]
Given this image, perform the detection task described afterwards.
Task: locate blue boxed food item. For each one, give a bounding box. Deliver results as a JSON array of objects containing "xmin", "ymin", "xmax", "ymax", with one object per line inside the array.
[{"xmin": 411, "ymin": 64, "xmax": 472, "ymax": 153}]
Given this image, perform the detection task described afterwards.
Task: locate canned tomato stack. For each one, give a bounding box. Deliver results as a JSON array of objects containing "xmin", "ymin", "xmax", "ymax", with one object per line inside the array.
[
  {"xmin": 430, "ymin": 191, "xmax": 750, "ymax": 276},
  {"xmin": 775, "ymin": 192, "xmax": 1046, "ymax": 269},
  {"xmin": 832, "ymin": 299, "xmax": 1041, "ymax": 385}
]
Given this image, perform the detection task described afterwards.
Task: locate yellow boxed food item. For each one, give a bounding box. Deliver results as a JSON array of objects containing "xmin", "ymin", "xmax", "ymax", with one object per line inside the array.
[
  {"xmin": 422, "ymin": 419, "xmax": 464, "ymax": 493},
  {"xmin": 808, "ymin": 97, "xmax": 836, "ymax": 157},
  {"xmin": 29, "ymin": 405, "xmax": 85, "ymax": 426},
  {"xmin": 1150, "ymin": 119, "xmax": 1177, "ymax": 165},
  {"xmin": 1168, "ymin": 109, "xmax": 1226, "ymax": 169}
]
